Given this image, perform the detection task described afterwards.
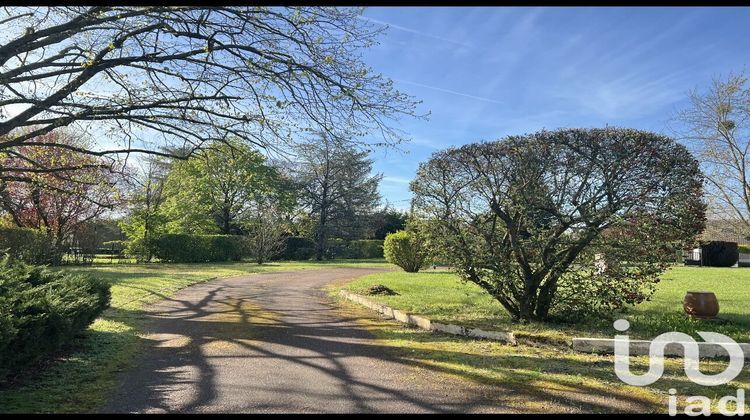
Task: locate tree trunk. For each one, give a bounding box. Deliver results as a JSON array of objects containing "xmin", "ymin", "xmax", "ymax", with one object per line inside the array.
[
  {"xmin": 517, "ymin": 293, "xmax": 535, "ymax": 323},
  {"xmin": 221, "ymin": 206, "xmax": 231, "ymax": 234},
  {"xmin": 315, "ymin": 207, "xmax": 327, "ymax": 260},
  {"xmin": 50, "ymin": 234, "xmax": 64, "ymax": 266},
  {"xmin": 535, "ymin": 278, "xmax": 558, "ymax": 320}
]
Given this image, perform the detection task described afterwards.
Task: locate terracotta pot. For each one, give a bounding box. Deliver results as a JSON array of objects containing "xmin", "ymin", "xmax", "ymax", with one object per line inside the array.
[{"xmin": 683, "ymin": 291, "xmax": 719, "ymax": 319}]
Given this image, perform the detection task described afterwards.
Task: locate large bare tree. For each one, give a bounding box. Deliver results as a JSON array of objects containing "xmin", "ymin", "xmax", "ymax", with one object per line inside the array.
[
  {"xmin": 0, "ymin": 7, "xmax": 420, "ymax": 183},
  {"xmin": 675, "ymin": 71, "xmax": 750, "ymax": 234}
]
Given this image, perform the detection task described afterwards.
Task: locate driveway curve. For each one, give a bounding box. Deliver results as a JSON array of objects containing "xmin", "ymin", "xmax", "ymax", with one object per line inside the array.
[{"xmin": 101, "ymin": 267, "xmax": 512, "ymax": 413}]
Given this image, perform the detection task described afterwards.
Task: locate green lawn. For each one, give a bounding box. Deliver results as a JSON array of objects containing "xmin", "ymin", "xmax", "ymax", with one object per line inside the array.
[
  {"xmin": 340, "ymin": 265, "xmax": 750, "ymax": 344},
  {"xmin": 335, "ymin": 265, "xmax": 750, "ymax": 412},
  {"xmin": 0, "ymin": 259, "xmax": 392, "ymax": 413},
  {"xmin": 337, "ymin": 300, "xmax": 749, "ymax": 413},
  {"xmin": 3, "ymin": 261, "xmax": 747, "ymax": 413}
]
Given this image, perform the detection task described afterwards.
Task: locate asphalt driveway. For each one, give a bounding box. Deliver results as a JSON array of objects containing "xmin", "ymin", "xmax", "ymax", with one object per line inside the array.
[{"xmin": 101, "ymin": 267, "xmax": 515, "ymax": 413}]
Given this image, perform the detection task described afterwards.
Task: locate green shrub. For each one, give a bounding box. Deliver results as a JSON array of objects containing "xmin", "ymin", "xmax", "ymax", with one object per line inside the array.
[
  {"xmin": 277, "ymin": 236, "xmax": 316, "ymax": 260},
  {"xmin": 327, "ymin": 239, "xmax": 384, "ymax": 259},
  {"xmin": 383, "ymin": 230, "xmax": 427, "ymax": 272},
  {"xmin": 297, "ymin": 248, "xmax": 315, "ymax": 260},
  {"xmin": 150, "ymin": 234, "xmax": 249, "ymax": 263},
  {"xmin": 326, "ymin": 238, "xmax": 350, "ymax": 259},
  {"xmin": 0, "ymin": 256, "xmax": 110, "ymax": 380},
  {"xmin": 275, "ymin": 237, "xmax": 384, "ymax": 260},
  {"xmin": 347, "ymin": 240, "xmax": 384, "ymax": 259},
  {"xmin": 324, "ymin": 239, "xmax": 384, "ymax": 259},
  {"xmin": 123, "ymin": 237, "xmax": 157, "ymax": 262},
  {"xmin": 700, "ymin": 241, "xmax": 739, "ymax": 267},
  {"xmin": 0, "ymin": 227, "xmax": 55, "ymax": 265}
]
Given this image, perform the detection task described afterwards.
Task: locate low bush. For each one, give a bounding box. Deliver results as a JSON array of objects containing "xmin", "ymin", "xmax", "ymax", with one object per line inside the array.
[
  {"xmin": 324, "ymin": 239, "xmax": 385, "ymax": 259},
  {"xmin": 122, "ymin": 237, "xmax": 155, "ymax": 263},
  {"xmin": 701, "ymin": 241, "xmax": 739, "ymax": 267},
  {"xmin": 151, "ymin": 234, "xmax": 249, "ymax": 263},
  {"xmin": 325, "ymin": 238, "xmax": 349, "ymax": 259},
  {"xmin": 347, "ymin": 240, "xmax": 384, "ymax": 259},
  {"xmin": 0, "ymin": 256, "xmax": 111, "ymax": 381},
  {"xmin": 0, "ymin": 227, "xmax": 56, "ymax": 265},
  {"xmin": 277, "ymin": 236, "xmax": 316, "ymax": 260},
  {"xmin": 383, "ymin": 230, "xmax": 427, "ymax": 272},
  {"xmin": 276, "ymin": 237, "xmax": 383, "ymax": 260}
]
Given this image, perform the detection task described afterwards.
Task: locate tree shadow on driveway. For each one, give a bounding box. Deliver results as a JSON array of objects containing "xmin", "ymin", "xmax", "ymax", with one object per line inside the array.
[{"xmin": 100, "ymin": 269, "xmax": 668, "ymax": 414}]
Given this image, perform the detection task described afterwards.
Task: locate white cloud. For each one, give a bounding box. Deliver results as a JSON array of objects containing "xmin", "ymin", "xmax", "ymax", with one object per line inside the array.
[
  {"xmin": 396, "ymin": 79, "xmax": 505, "ymax": 105},
  {"xmin": 382, "ymin": 175, "xmax": 411, "ymax": 184},
  {"xmin": 358, "ymin": 15, "xmax": 473, "ymax": 49}
]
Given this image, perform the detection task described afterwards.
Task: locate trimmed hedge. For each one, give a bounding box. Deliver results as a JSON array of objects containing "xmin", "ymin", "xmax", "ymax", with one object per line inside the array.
[
  {"xmin": 328, "ymin": 238, "xmax": 385, "ymax": 259},
  {"xmin": 151, "ymin": 234, "xmax": 249, "ymax": 263},
  {"xmin": 700, "ymin": 241, "xmax": 739, "ymax": 267},
  {"xmin": 277, "ymin": 236, "xmax": 316, "ymax": 261},
  {"xmin": 0, "ymin": 256, "xmax": 111, "ymax": 380},
  {"xmin": 0, "ymin": 227, "xmax": 55, "ymax": 265},
  {"xmin": 276, "ymin": 237, "xmax": 383, "ymax": 260},
  {"xmin": 345, "ymin": 240, "xmax": 384, "ymax": 259}
]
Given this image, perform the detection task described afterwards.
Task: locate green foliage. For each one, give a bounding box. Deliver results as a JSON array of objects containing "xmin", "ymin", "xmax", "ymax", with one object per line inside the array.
[
  {"xmin": 277, "ymin": 236, "xmax": 316, "ymax": 260},
  {"xmin": 275, "ymin": 237, "xmax": 382, "ymax": 260},
  {"xmin": 0, "ymin": 227, "xmax": 55, "ymax": 265},
  {"xmin": 369, "ymin": 208, "xmax": 408, "ymax": 239},
  {"xmin": 119, "ymin": 156, "xmax": 171, "ymax": 262},
  {"xmin": 348, "ymin": 240, "xmax": 384, "ymax": 259},
  {"xmin": 383, "ymin": 230, "xmax": 427, "ymax": 272},
  {"xmin": 327, "ymin": 239, "xmax": 384, "ymax": 259},
  {"xmin": 150, "ymin": 234, "xmax": 250, "ymax": 263},
  {"xmin": 700, "ymin": 241, "xmax": 738, "ymax": 267},
  {"xmin": 122, "ymin": 237, "xmax": 155, "ymax": 263},
  {"xmin": 160, "ymin": 140, "xmax": 293, "ymax": 235},
  {"xmin": 293, "ymin": 134, "xmax": 382, "ymax": 260},
  {"xmin": 411, "ymin": 128, "xmax": 706, "ymax": 321},
  {"xmin": 0, "ymin": 256, "xmax": 111, "ymax": 381}
]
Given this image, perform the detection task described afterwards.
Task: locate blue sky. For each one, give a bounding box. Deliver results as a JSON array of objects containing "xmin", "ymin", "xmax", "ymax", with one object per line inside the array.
[{"xmin": 361, "ymin": 7, "xmax": 750, "ymax": 210}]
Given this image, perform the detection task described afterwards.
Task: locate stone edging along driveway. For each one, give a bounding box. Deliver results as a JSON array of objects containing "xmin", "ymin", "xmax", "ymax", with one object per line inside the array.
[
  {"xmin": 341, "ymin": 290, "xmax": 750, "ymax": 360},
  {"xmin": 572, "ymin": 338, "xmax": 750, "ymax": 360},
  {"xmin": 338, "ymin": 290, "xmax": 518, "ymax": 345}
]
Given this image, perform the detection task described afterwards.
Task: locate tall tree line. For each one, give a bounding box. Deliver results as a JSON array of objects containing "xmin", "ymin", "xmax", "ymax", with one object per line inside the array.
[{"xmin": 292, "ymin": 134, "xmax": 381, "ymax": 260}]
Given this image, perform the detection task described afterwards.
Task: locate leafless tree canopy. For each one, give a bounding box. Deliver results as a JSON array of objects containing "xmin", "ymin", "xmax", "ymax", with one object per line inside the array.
[
  {"xmin": 674, "ymin": 71, "xmax": 750, "ymax": 233},
  {"xmin": 0, "ymin": 6, "xmax": 421, "ymax": 173}
]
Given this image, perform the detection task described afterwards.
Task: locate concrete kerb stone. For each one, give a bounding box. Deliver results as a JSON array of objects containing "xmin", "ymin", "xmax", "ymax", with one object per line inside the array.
[
  {"xmin": 341, "ymin": 291, "xmax": 750, "ymax": 359},
  {"xmin": 339, "ymin": 290, "xmax": 517, "ymax": 346},
  {"xmin": 572, "ymin": 337, "xmax": 750, "ymax": 360}
]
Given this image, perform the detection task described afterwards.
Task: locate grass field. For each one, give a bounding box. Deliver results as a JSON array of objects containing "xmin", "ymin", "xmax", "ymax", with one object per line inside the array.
[
  {"xmin": 335, "ymin": 265, "xmax": 750, "ymax": 412},
  {"xmin": 0, "ymin": 259, "xmax": 392, "ymax": 413},
  {"xmin": 341, "ymin": 265, "xmax": 750, "ymax": 344},
  {"xmin": 2, "ymin": 261, "xmax": 747, "ymax": 413}
]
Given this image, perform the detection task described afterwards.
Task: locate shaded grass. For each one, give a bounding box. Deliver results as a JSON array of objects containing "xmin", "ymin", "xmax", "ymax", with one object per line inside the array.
[
  {"xmin": 0, "ymin": 259, "xmax": 392, "ymax": 413},
  {"xmin": 341, "ymin": 266, "xmax": 750, "ymax": 344},
  {"xmin": 333, "ymin": 278, "xmax": 750, "ymax": 413}
]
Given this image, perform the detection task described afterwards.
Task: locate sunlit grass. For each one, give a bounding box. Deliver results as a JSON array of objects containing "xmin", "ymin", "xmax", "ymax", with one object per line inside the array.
[
  {"xmin": 341, "ymin": 265, "xmax": 750, "ymax": 343},
  {"xmin": 0, "ymin": 259, "xmax": 392, "ymax": 413},
  {"xmin": 334, "ymin": 266, "xmax": 750, "ymax": 413}
]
